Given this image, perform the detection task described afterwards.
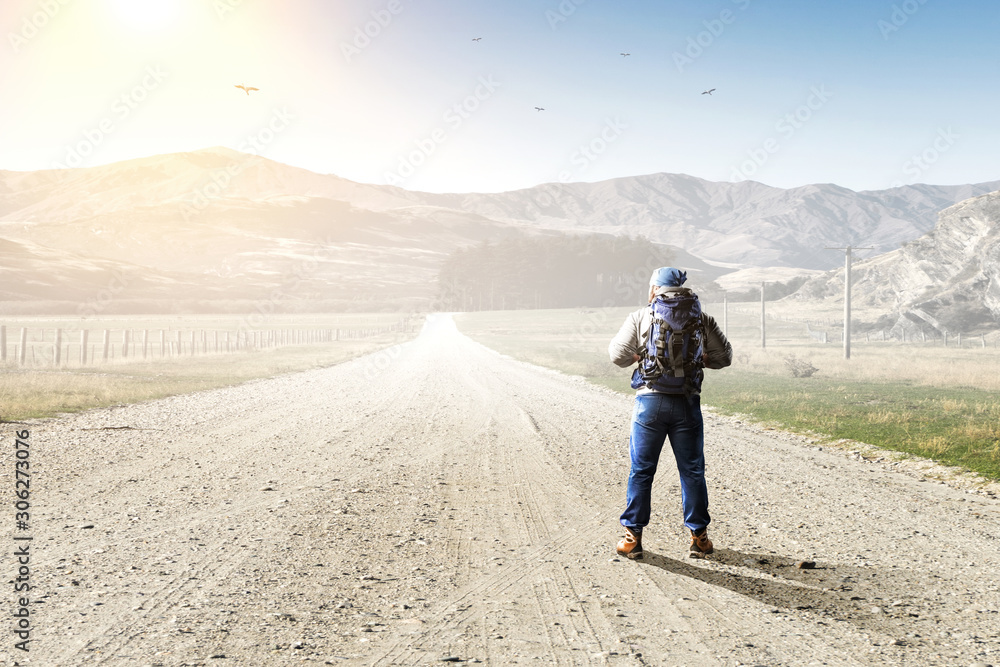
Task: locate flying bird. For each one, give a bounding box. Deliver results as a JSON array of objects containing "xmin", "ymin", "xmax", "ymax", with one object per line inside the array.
[
  {"xmin": 534, "ymin": 107, "xmax": 545, "ymax": 111},
  {"xmin": 701, "ymin": 88, "xmax": 716, "ymax": 95},
  {"xmin": 235, "ymin": 84, "xmax": 259, "ymax": 96},
  {"xmin": 472, "ymin": 37, "xmax": 482, "ymax": 41},
  {"xmin": 620, "ymin": 52, "xmax": 630, "ymax": 57}
]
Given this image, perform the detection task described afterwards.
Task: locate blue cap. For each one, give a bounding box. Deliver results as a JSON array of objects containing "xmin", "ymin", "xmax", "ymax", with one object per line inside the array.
[{"xmin": 649, "ymin": 267, "xmax": 687, "ymax": 287}]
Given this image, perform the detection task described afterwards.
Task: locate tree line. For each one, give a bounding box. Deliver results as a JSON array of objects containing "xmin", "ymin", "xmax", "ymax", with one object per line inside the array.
[{"xmin": 435, "ymin": 234, "xmax": 674, "ymax": 310}]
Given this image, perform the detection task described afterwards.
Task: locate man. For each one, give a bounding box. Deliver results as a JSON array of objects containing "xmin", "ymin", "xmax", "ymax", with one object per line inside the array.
[{"xmin": 608, "ymin": 267, "xmax": 732, "ymax": 560}]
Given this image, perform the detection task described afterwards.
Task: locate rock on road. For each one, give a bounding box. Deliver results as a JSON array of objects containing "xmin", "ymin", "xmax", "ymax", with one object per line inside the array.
[{"xmin": 9, "ymin": 314, "xmax": 1000, "ymax": 666}]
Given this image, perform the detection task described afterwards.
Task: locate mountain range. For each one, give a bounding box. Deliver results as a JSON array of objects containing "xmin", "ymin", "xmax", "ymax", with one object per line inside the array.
[
  {"xmin": 422, "ymin": 176, "xmax": 1000, "ymax": 271},
  {"xmin": 792, "ymin": 190, "xmax": 1000, "ymax": 332},
  {"xmin": 0, "ymin": 147, "xmax": 997, "ymax": 319}
]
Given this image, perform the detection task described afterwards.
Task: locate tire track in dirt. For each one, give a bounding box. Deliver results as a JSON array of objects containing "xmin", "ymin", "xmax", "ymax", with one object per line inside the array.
[
  {"xmin": 370, "ymin": 320, "xmax": 637, "ymax": 665},
  {"xmin": 37, "ymin": 341, "xmax": 446, "ymax": 664}
]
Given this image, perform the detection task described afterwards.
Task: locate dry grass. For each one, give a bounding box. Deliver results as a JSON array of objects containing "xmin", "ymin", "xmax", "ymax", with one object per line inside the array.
[
  {"xmin": 1, "ymin": 313, "xmax": 417, "ymax": 421},
  {"xmin": 724, "ymin": 345, "xmax": 1000, "ymax": 391}
]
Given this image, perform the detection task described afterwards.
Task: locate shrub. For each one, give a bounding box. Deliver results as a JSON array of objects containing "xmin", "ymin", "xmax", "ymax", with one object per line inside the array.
[{"xmin": 784, "ymin": 354, "xmax": 818, "ymax": 378}]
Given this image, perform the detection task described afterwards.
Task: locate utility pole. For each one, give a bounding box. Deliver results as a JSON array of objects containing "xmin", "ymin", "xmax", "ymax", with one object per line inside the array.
[
  {"xmin": 723, "ymin": 294, "xmax": 728, "ymax": 338},
  {"xmin": 825, "ymin": 245, "xmax": 873, "ymax": 360},
  {"xmin": 760, "ymin": 282, "xmax": 766, "ymax": 349}
]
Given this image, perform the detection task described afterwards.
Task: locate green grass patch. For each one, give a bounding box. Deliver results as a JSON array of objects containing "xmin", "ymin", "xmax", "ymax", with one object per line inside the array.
[{"xmin": 701, "ymin": 372, "xmax": 1000, "ymax": 479}]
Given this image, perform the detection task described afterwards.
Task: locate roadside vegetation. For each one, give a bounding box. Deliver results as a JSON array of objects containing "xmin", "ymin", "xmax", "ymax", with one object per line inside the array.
[
  {"xmin": 456, "ymin": 306, "xmax": 1000, "ymax": 481},
  {"xmin": 0, "ymin": 313, "xmax": 415, "ymax": 422}
]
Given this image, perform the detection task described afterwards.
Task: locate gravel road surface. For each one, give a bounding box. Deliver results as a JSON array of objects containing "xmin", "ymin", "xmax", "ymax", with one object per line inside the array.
[{"xmin": 7, "ymin": 313, "xmax": 999, "ymax": 666}]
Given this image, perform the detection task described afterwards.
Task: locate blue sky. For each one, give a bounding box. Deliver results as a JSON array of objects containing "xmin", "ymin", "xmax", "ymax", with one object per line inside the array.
[{"xmin": 1, "ymin": 0, "xmax": 997, "ymax": 193}]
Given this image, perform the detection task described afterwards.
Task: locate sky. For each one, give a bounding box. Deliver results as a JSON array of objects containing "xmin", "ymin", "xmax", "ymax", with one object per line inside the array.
[{"xmin": 1, "ymin": 0, "xmax": 998, "ymax": 194}]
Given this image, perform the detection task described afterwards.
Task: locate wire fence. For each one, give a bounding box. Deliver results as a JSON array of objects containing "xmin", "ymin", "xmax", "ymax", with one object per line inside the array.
[
  {"xmin": 722, "ymin": 306, "xmax": 1000, "ymax": 349},
  {"xmin": 0, "ymin": 319, "xmax": 415, "ymax": 368}
]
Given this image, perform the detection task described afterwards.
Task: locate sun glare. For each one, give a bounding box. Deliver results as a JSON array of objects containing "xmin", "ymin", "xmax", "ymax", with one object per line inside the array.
[{"xmin": 110, "ymin": 0, "xmax": 179, "ymax": 31}]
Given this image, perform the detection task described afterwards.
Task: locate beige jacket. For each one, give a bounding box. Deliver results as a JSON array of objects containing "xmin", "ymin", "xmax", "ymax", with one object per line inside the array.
[{"xmin": 608, "ymin": 287, "xmax": 733, "ymax": 394}]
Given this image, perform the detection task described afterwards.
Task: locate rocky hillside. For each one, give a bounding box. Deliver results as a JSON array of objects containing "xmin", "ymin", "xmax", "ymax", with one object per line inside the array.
[
  {"xmin": 424, "ymin": 175, "xmax": 1000, "ymax": 270},
  {"xmin": 791, "ymin": 190, "xmax": 1000, "ymax": 331}
]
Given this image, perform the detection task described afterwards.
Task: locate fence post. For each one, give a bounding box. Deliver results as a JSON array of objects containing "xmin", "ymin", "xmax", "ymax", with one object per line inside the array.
[
  {"xmin": 177, "ymin": 331, "xmax": 183, "ymax": 356},
  {"xmin": 957, "ymin": 332, "xmax": 962, "ymax": 348},
  {"xmin": 122, "ymin": 330, "xmax": 129, "ymax": 359},
  {"xmin": 944, "ymin": 332, "xmax": 948, "ymax": 347},
  {"xmin": 102, "ymin": 330, "xmax": 110, "ymax": 362},
  {"xmin": 142, "ymin": 330, "xmax": 149, "ymax": 359},
  {"xmin": 54, "ymin": 328, "xmax": 62, "ymax": 366},
  {"xmin": 81, "ymin": 330, "xmax": 89, "ymax": 365},
  {"xmin": 160, "ymin": 330, "xmax": 166, "ymax": 357},
  {"xmin": 19, "ymin": 328, "xmax": 27, "ymax": 366}
]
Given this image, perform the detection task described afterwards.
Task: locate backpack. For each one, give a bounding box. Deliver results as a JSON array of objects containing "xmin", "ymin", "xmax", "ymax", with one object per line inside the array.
[{"xmin": 630, "ymin": 290, "xmax": 707, "ymax": 395}]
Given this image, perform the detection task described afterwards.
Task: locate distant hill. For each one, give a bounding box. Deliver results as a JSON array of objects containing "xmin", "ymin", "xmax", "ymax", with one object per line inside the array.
[
  {"xmin": 1, "ymin": 147, "xmax": 997, "ymax": 313},
  {"xmin": 0, "ymin": 149, "xmax": 528, "ymax": 312},
  {"xmin": 422, "ymin": 175, "xmax": 1000, "ymax": 270},
  {"xmin": 790, "ymin": 190, "xmax": 1000, "ymax": 332}
]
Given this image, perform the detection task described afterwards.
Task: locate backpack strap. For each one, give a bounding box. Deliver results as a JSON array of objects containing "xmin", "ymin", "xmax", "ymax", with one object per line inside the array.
[
  {"xmin": 637, "ymin": 307, "xmax": 653, "ymax": 361},
  {"xmin": 666, "ymin": 327, "xmax": 685, "ymax": 379}
]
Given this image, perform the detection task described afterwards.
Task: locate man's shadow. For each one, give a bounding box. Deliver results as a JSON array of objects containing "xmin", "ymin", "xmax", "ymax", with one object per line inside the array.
[{"xmin": 636, "ymin": 547, "xmax": 917, "ymax": 639}]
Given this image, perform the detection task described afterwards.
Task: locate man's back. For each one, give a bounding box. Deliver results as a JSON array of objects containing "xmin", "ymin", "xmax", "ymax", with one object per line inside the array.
[{"xmin": 608, "ymin": 287, "xmax": 733, "ymax": 392}]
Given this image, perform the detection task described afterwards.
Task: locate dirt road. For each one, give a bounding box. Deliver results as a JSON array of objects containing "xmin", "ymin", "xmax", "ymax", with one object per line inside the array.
[{"xmin": 7, "ymin": 314, "xmax": 999, "ymax": 666}]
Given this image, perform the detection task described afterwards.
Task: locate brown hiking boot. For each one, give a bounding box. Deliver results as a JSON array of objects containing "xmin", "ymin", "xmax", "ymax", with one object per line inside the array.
[
  {"xmin": 616, "ymin": 526, "xmax": 643, "ymax": 560},
  {"xmin": 690, "ymin": 528, "xmax": 714, "ymax": 555}
]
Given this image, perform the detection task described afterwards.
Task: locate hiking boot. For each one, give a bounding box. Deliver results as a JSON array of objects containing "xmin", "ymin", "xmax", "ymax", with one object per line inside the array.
[
  {"xmin": 690, "ymin": 527, "xmax": 714, "ymax": 555},
  {"xmin": 616, "ymin": 526, "xmax": 643, "ymax": 560}
]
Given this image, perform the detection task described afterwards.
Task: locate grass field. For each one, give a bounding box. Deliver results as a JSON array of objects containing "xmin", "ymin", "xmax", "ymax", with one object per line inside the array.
[
  {"xmin": 456, "ymin": 304, "xmax": 1000, "ymax": 481},
  {"xmin": 1, "ymin": 313, "xmax": 417, "ymax": 422}
]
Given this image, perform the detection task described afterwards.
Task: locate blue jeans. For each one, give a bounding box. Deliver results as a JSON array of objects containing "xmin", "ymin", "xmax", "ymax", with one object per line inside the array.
[{"xmin": 620, "ymin": 392, "xmax": 710, "ymax": 533}]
